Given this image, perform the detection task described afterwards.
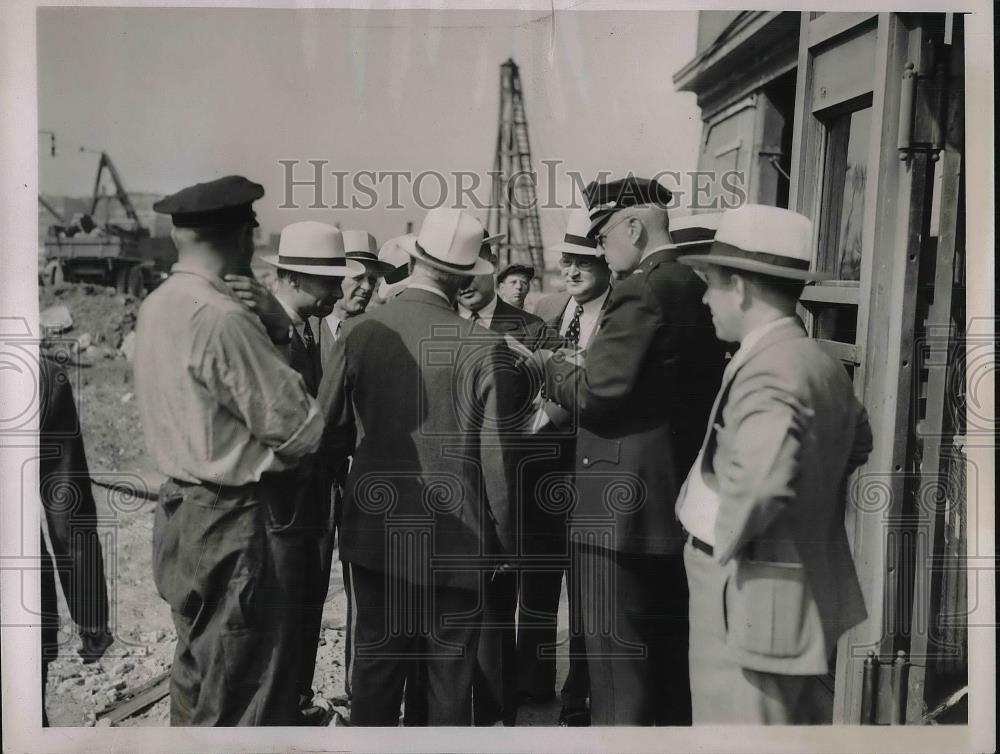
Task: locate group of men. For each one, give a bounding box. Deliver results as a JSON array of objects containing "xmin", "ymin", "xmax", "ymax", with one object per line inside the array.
[{"xmin": 132, "ymin": 171, "xmax": 873, "ymax": 727}]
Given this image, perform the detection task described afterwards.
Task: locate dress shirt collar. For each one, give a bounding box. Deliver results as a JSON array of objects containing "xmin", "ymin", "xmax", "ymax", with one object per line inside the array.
[
  {"xmin": 325, "ymin": 311, "xmax": 346, "ymax": 339},
  {"xmin": 570, "ymin": 287, "xmax": 610, "ymax": 319},
  {"xmin": 274, "ymin": 292, "xmax": 304, "ymax": 326},
  {"xmin": 407, "ymin": 282, "xmax": 452, "ymax": 306},
  {"xmin": 730, "ymin": 315, "xmax": 798, "ymax": 372},
  {"xmin": 458, "ymin": 293, "xmax": 497, "ymax": 327}
]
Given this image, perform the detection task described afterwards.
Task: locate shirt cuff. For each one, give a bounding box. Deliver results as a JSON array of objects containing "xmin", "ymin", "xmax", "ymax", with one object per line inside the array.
[{"xmin": 274, "ymin": 398, "xmax": 324, "ymax": 459}]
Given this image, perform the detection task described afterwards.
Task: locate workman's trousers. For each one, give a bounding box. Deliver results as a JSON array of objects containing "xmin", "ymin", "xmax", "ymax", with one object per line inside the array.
[
  {"xmin": 297, "ymin": 502, "xmax": 338, "ymax": 705},
  {"xmin": 347, "ymin": 563, "xmax": 481, "ymax": 726},
  {"xmin": 573, "ymin": 542, "xmax": 691, "ymax": 726},
  {"xmin": 153, "ymin": 477, "xmax": 304, "ymax": 726}
]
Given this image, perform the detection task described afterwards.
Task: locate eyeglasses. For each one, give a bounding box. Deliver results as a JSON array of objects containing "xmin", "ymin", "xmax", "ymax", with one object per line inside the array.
[
  {"xmin": 595, "ymin": 213, "xmax": 634, "ymax": 249},
  {"xmin": 558, "ymin": 256, "xmax": 598, "ymax": 272}
]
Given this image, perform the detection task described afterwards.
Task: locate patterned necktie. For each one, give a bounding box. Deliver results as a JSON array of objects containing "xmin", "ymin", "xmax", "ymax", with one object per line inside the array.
[
  {"xmin": 565, "ymin": 303, "xmax": 584, "ymax": 347},
  {"xmin": 301, "ymin": 318, "xmax": 316, "ymax": 355},
  {"xmin": 470, "ymin": 310, "xmax": 480, "ymax": 324}
]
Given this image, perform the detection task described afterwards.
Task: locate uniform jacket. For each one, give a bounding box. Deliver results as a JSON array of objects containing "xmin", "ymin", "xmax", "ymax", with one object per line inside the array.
[
  {"xmin": 317, "ymin": 288, "xmax": 521, "ymax": 591},
  {"xmin": 704, "ymin": 318, "xmax": 871, "ymax": 674},
  {"xmin": 39, "ymin": 355, "xmax": 109, "ymax": 656},
  {"xmin": 544, "ymin": 247, "xmax": 727, "ymax": 556}
]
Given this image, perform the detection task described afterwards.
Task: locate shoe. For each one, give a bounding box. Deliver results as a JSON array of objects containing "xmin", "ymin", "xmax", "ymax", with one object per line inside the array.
[
  {"xmin": 299, "ymin": 705, "xmax": 333, "ymax": 726},
  {"xmin": 558, "ymin": 706, "xmax": 590, "ymax": 727}
]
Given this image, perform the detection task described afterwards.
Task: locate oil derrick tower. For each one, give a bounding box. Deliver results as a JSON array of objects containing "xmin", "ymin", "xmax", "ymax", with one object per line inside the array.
[{"xmin": 487, "ymin": 59, "xmax": 545, "ymax": 281}]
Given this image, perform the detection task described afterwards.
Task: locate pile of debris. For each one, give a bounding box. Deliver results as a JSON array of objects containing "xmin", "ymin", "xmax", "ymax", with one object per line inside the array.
[{"xmin": 39, "ymin": 283, "xmax": 141, "ymax": 360}]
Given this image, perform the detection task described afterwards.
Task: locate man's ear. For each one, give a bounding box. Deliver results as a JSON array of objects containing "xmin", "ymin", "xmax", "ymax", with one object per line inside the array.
[{"xmin": 627, "ymin": 216, "xmax": 645, "ymax": 247}]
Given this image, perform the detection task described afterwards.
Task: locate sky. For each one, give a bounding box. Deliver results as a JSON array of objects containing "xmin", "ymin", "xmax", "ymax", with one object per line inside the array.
[{"xmin": 37, "ymin": 6, "xmax": 704, "ymax": 248}]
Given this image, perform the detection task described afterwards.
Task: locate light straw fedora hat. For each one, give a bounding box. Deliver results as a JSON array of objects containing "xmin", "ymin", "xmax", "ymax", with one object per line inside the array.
[
  {"xmin": 405, "ymin": 208, "xmax": 497, "ymax": 276},
  {"xmin": 262, "ymin": 221, "xmax": 365, "ymax": 277},
  {"xmin": 679, "ymin": 204, "xmax": 830, "ymax": 281}
]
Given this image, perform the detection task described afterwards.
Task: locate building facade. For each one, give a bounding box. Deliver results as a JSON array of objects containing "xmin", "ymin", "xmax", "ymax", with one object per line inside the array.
[{"xmin": 674, "ymin": 12, "xmax": 968, "ymax": 724}]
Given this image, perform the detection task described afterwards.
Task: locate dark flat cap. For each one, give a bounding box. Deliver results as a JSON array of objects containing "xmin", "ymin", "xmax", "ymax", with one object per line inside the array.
[
  {"xmin": 153, "ymin": 175, "xmax": 264, "ymax": 228},
  {"xmin": 585, "ymin": 176, "xmax": 673, "ymax": 237},
  {"xmin": 496, "ymin": 263, "xmax": 535, "ymax": 282}
]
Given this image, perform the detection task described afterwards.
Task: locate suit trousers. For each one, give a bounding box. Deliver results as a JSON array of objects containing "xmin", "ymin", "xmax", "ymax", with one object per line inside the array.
[
  {"xmin": 684, "ymin": 541, "xmax": 832, "ymax": 724},
  {"xmin": 153, "ymin": 477, "xmax": 304, "ymax": 726},
  {"xmin": 573, "ymin": 542, "xmax": 691, "ymax": 726},
  {"xmin": 348, "ymin": 563, "xmax": 482, "ymax": 726},
  {"xmin": 515, "ymin": 567, "xmax": 590, "ymax": 704},
  {"xmin": 297, "ymin": 521, "xmax": 337, "ymax": 704},
  {"xmin": 473, "ymin": 570, "xmax": 519, "ymax": 725}
]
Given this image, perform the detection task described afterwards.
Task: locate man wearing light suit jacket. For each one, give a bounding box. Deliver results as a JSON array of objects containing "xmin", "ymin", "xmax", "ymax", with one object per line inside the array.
[{"xmin": 676, "ymin": 204, "xmax": 872, "ymax": 724}]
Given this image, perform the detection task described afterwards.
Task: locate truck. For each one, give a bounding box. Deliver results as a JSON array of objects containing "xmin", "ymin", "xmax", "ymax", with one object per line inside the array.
[{"xmin": 41, "ymin": 152, "xmax": 176, "ymax": 297}]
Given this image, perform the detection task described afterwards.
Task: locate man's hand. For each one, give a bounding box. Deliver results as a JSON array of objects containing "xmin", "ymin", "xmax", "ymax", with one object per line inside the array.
[
  {"xmin": 79, "ymin": 627, "xmax": 114, "ymax": 663},
  {"xmin": 224, "ymin": 274, "xmax": 293, "ymax": 341}
]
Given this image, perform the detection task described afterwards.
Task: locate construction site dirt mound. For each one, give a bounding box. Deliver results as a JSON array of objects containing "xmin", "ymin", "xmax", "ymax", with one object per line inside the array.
[{"xmin": 40, "ymin": 282, "xmax": 140, "ymax": 351}]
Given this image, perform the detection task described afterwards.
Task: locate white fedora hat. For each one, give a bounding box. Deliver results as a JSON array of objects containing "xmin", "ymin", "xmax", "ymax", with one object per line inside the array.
[
  {"xmin": 406, "ymin": 208, "xmax": 495, "ymax": 276},
  {"xmin": 262, "ymin": 221, "xmax": 365, "ymax": 277},
  {"xmin": 376, "ymin": 233, "xmax": 416, "ymax": 299},
  {"xmin": 679, "ymin": 204, "xmax": 831, "ymax": 281},
  {"xmin": 551, "ymin": 205, "xmax": 603, "ymax": 258},
  {"xmin": 342, "ymin": 229, "xmax": 395, "ymax": 276}
]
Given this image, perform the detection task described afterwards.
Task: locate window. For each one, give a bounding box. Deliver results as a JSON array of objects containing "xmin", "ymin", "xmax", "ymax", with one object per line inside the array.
[{"xmin": 818, "ymin": 106, "xmax": 872, "ymax": 281}]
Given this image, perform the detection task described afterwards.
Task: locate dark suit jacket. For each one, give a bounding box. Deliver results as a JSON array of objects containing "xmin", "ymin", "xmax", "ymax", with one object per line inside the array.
[
  {"xmin": 531, "ymin": 292, "xmax": 571, "ymax": 325},
  {"xmin": 544, "ymin": 247, "xmax": 728, "ymax": 556},
  {"xmin": 704, "ymin": 318, "xmax": 870, "ymax": 674},
  {"xmin": 488, "ymin": 296, "xmax": 563, "ymax": 351},
  {"xmin": 318, "ymin": 288, "xmax": 521, "ymax": 591},
  {"xmin": 39, "ymin": 355, "xmax": 109, "ymax": 658}
]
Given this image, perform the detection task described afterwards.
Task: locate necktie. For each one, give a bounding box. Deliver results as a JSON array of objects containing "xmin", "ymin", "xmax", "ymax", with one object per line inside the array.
[
  {"xmin": 565, "ymin": 303, "xmax": 584, "ymax": 347},
  {"xmin": 470, "ymin": 310, "xmax": 480, "ymax": 324},
  {"xmin": 301, "ymin": 318, "xmax": 316, "ymax": 355}
]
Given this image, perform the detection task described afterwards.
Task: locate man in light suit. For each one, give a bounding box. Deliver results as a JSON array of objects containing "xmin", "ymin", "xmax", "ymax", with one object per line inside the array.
[
  {"xmin": 676, "ymin": 204, "xmax": 872, "ymax": 724},
  {"xmin": 317, "ymin": 208, "xmax": 520, "ymax": 726},
  {"xmin": 523, "ymin": 178, "xmax": 728, "ymax": 725}
]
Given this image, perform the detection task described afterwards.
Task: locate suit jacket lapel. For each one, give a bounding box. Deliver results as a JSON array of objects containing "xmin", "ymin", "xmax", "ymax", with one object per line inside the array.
[{"xmin": 698, "ymin": 318, "xmax": 807, "ymax": 463}]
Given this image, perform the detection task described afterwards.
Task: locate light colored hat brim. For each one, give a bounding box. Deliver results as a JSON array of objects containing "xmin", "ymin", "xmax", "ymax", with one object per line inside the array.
[
  {"xmin": 378, "ymin": 277, "xmax": 410, "ymax": 300},
  {"xmin": 665, "ymin": 239, "xmax": 715, "ymax": 253},
  {"xmin": 403, "ymin": 241, "xmax": 495, "ymax": 277},
  {"xmin": 483, "ymin": 232, "xmax": 506, "ymax": 245},
  {"xmin": 261, "ymin": 254, "xmax": 366, "ymax": 277},
  {"xmin": 347, "ymin": 256, "xmax": 397, "ymax": 276},
  {"xmin": 550, "ymin": 241, "xmax": 603, "ymax": 258},
  {"xmin": 678, "ymin": 253, "xmax": 832, "ymax": 282}
]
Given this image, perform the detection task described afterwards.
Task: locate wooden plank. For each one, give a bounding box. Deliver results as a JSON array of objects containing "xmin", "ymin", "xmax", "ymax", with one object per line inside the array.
[
  {"xmin": 815, "ymin": 338, "xmax": 860, "ymax": 365},
  {"xmin": 807, "ymin": 12, "xmax": 878, "ymax": 49},
  {"xmin": 833, "ymin": 13, "xmax": 916, "ymax": 724},
  {"xmin": 905, "ymin": 24, "xmax": 964, "ymax": 720},
  {"xmin": 96, "ymin": 671, "xmax": 170, "ymax": 725},
  {"xmin": 811, "ymin": 26, "xmax": 877, "ymax": 114},
  {"xmin": 800, "ymin": 284, "xmax": 861, "ymax": 305}
]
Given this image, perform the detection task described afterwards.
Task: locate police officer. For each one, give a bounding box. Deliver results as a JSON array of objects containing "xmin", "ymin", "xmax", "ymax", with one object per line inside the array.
[
  {"xmin": 522, "ymin": 177, "xmax": 728, "ymax": 725},
  {"xmin": 135, "ymin": 176, "xmax": 324, "ymax": 726}
]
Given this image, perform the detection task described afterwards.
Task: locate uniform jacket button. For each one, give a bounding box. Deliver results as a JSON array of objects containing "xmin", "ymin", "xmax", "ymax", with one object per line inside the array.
[{"xmin": 582, "ymin": 457, "xmax": 590, "ymax": 467}]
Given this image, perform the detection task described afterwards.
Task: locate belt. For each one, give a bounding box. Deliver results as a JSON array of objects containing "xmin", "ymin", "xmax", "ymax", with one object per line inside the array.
[{"xmin": 683, "ymin": 528, "xmax": 714, "ymax": 557}]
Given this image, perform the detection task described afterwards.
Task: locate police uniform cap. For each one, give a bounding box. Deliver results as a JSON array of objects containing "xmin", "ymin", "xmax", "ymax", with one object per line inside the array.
[
  {"xmin": 585, "ymin": 176, "xmax": 673, "ymax": 237},
  {"xmin": 153, "ymin": 175, "xmax": 265, "ymax": 228}
]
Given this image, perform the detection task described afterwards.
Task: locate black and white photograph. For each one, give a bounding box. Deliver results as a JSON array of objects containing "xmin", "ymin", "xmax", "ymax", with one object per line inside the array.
[{"xmin": 0, "ymin": 1, "xmax": 994, "ymax": 752}]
